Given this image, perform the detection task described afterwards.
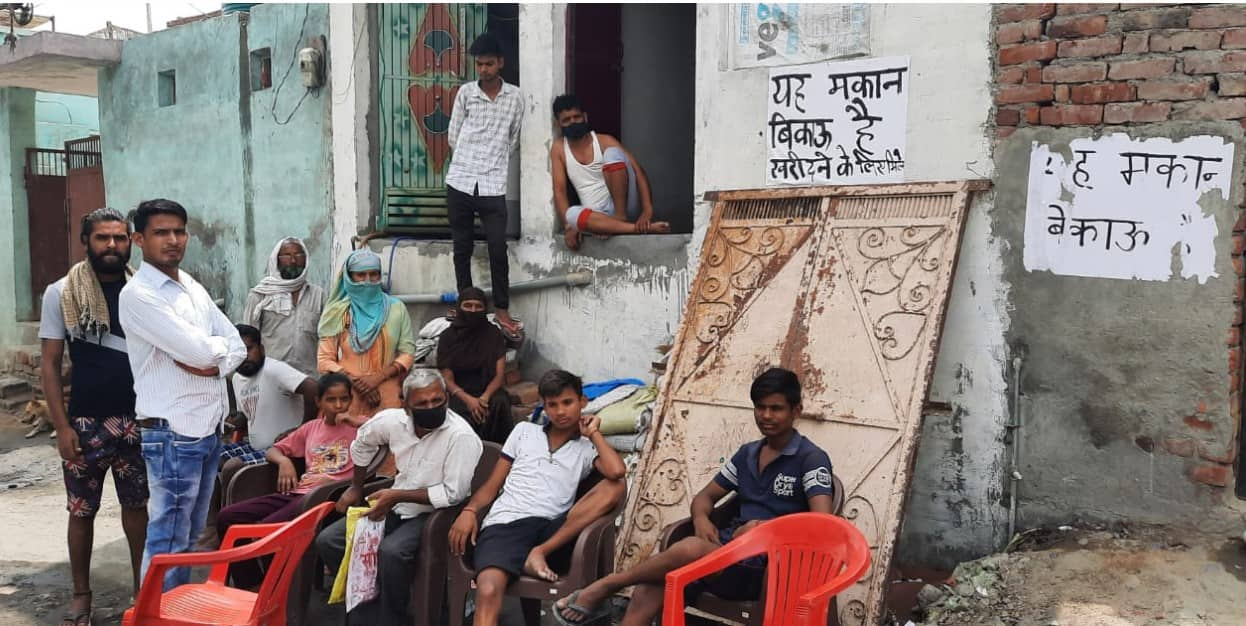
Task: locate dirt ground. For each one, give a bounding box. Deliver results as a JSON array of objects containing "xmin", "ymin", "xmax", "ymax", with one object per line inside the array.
[
  {"xmin": 7, "ymin": 411, "xmax": 1246, "ymax": 626},
  {"xmin": 912, "ymin": 526, "xmax": 1246, "ymax": 626}
]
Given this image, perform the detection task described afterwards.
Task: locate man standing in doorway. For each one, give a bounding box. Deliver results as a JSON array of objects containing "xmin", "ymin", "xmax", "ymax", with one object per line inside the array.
[
  {"xmin": 243, "ymin": 237, "xmax": 325, "ymax": 376},
  {"xmin": 40, "ymin": 208, "xmax": 148, "ymax": 626},
  {"xmin": 446, "ymin": 32, "xmax": 524, "ymax": 332},
  {"xmin": 119, "ymin": 199, "xmax": 247, "ymax": 590}
]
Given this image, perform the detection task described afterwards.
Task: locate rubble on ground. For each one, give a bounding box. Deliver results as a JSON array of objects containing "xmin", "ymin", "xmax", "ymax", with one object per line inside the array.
[{"xmin": 903, "ymin": 524, "xmax": 1246, "ymax": 626}]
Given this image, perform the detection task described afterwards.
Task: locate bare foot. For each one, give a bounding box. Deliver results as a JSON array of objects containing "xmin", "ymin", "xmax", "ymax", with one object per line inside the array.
[{"xmin": 524, "ymin": 549, "xmax": 558, "ymax": 582}]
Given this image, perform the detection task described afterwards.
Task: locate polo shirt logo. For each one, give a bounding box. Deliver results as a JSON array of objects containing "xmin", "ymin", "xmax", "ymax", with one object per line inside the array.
[
  {"xmin": 804, "ymin": 467, "xmax": 833, "ymax": 490},
  {"xmin": 773, "ymin": 473, "xmax": 797, "ymax": 497}
]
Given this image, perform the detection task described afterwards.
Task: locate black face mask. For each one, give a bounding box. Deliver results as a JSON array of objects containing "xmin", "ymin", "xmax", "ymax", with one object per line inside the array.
[
  {"xmin": 562, "ymin": 121, "xmax": 590, "ymax": 140},
  {"xmin": 409, "ymin": 403, "xmax": 448, "ymax": 430},
  {"xmin": 458, "ymin": 310, "xmax": 488, "ymax": 328},
  {"xmin": 236, "ymin": 359, "xmax": 262, "ymax": 377}
]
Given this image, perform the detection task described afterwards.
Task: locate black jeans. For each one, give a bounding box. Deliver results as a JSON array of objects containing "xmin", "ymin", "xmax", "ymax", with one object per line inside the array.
[{"xmin": 447, "ymin": 185, "xmax": 510, "ymax": 310}]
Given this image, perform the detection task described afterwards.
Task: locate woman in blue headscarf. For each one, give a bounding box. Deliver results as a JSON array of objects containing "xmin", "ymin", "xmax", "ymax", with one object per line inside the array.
[{"xmin": 317, "ymin": 249, "xmax": 416, "ymax": 416}]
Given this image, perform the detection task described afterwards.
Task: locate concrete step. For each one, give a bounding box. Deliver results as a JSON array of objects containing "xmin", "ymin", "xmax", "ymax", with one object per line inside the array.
[
  {"xmin": 504, "ymin": 381, "xmax": 539, "ymax": 405},
  {"xmin": 512, "ymin": 402, "xmax": 538, "ymax": 423},
  {"xmin": 0, "ymin": 376, "xmax": 30, "ymax": 399},
  {"xmin": 1, "ymin": 392, "xmax": 33, "ymax": 412}
]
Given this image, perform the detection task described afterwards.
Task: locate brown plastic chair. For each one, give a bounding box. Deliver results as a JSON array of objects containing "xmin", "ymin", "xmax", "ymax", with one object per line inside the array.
[
  {"xmin": 223, "ymin": 445, "xmax": 391, "ymax": 626},
  {"xmin": 445, "ymin": 472, "xmax": 628, "ymax": 626},
  {"xmin": 657, "ymin": 474, "xmax": 846, "ymax": 626},
  {"xmin": 403, "ymin": 441, "xmax": 504, "ymax": 626}
]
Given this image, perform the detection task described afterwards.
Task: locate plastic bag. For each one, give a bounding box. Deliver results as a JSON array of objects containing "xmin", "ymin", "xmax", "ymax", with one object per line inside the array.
[
  {"xmin": 328, "ymin": 506, "xmax": 370, "ymax": 605},
  {"xmin": 345, "ymin": 514, "xmax": 385, "ymax": 611}
]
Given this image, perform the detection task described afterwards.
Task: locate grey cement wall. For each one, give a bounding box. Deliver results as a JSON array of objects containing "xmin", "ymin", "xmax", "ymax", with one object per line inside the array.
[
  {"xmin": 99, "ymin": 5, "xmax": 333, "ymax": 319},
  {"xmin": 996, "ymin": 124, "xmax": 1246, "ymax": 535}
]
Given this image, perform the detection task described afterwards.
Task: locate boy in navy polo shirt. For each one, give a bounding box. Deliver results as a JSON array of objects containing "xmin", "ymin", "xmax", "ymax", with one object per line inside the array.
[{"xmin": 554, "ymin": 367, "xmax": 834, "ymax": 626}]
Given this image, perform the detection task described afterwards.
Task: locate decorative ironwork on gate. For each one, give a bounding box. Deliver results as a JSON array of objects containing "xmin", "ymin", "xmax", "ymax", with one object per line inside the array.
[{"xmin": 616, "ymin": 180, "xmax": 989, "ymax": 625}]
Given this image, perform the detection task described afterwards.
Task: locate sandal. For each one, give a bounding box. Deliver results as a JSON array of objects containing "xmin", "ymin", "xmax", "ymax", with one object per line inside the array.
[
  {"xmin": 553, "ymin": 590, "xmax": 611, "ymax": 626},
  {"xmin": 60, "ymin": 590, "xmax": 92, "ymax": 626}
]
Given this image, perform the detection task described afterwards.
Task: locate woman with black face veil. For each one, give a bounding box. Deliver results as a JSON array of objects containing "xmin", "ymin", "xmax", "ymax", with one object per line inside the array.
[{"xmin": 437, "ymin": 287, "xmax": 513, "ymax": 444}]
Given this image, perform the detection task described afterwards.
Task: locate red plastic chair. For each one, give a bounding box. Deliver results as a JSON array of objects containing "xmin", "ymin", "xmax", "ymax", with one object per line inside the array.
[
  {"xmin": 662, "ymin": 513, "xmax": 871, "ymax": 626},
  {"xmin": 122, "ymin": 501, "xmax": 334, "ymax": 626}
]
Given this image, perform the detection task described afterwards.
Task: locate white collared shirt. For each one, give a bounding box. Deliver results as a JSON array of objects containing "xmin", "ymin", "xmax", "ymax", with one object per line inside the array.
[
  {"xmin": 350, "ymin": 408, "xmax": 483, "ymax": 519},
  {"xmin": 445, "ymin": 80, "xmax": 524, "ymax": 197},
  {"xmin": 119, "ymin": 262, "xmax": 247, "ymax": 438}
]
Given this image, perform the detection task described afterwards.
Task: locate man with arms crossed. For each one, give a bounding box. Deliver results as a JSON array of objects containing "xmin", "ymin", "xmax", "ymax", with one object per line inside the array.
[{"xmin": 120, "ymin": 199, "xmax": 246, "ymax": 590}]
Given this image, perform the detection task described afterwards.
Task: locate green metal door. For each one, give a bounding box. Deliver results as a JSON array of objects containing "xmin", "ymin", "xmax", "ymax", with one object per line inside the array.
[{"xmin": 378, "ymin": 3, "xmax": 487, "ymax": 233}]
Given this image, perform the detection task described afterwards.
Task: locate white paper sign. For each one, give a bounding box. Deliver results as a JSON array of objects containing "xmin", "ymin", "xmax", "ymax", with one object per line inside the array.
[
  {"xmin": 766, "ymin": 56, "xmax": 909, "ymax": 186},
  {"xmin": 728, "ymin": 3, "xmax": 870, "ymax": 69},
  {"xmin": 1024, "ymin": 134, "xmax": 1235, "ymax": 284}
]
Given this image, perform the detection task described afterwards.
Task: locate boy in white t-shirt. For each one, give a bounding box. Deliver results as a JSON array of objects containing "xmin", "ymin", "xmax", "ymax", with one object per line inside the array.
[
  {"xmin": 220, "ymin": 324, "xmax": 319, "ymax": 470},
  {"xmin": 449, "ymin": 369, "xmax": 627, "ymax": 626}
]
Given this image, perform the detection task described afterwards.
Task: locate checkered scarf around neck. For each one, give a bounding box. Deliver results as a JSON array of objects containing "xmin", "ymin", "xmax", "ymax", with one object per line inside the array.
[{"xmin": 60, "ymin": 259, "xmax": 131, "ymax": 340}]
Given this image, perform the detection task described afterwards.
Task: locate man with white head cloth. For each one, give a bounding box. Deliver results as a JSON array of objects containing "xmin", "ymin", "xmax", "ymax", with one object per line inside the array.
[{"xmin": 243, "ymin": 237, "xmax": 325, "ymax": 375}]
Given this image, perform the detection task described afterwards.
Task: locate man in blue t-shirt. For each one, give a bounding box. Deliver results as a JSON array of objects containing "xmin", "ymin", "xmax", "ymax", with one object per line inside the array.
[
  {"xmin": 39, "ymin": 208, "xmax": 148, "ymax": 626},
  {"xmin": 553, "ymin": 367, "xmax": 835, "ymax": 626}
]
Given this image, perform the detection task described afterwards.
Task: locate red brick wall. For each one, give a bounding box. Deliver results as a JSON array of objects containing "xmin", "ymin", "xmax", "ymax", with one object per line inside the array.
[{"xmin": 994, "ymin": 3, "xmax": 1246, "ymax": 489}]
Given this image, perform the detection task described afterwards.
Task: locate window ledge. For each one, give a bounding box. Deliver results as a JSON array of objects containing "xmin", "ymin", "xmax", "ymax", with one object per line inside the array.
[{"xmin": 361, "ymin": 232, "xmax": 693, "ymax": 268}]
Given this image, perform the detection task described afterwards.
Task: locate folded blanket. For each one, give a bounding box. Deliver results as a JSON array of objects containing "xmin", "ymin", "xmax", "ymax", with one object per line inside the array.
[
  {"xmin": 598, "ymin": 387, "xmax": 658, "ymax": 435},
  {"xmin": 605, "ymin": 432, "xmax": 647, "ymax": 454}
]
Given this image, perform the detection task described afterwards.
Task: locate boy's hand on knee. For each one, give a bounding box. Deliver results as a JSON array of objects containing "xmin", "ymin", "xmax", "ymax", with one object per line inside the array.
[{"xmin": 449, "ymin": 509, "xmax": 478, "ymax": 556}]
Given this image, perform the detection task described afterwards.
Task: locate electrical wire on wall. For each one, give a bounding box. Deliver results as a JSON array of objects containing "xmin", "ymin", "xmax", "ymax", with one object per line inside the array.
[
  {"xmin": 271, "ymin": 3, "xmax": 314, "ymax": 126},
  {"xmin": 332, "ymin": 11, "xmax": 367, "ymax": 105}
]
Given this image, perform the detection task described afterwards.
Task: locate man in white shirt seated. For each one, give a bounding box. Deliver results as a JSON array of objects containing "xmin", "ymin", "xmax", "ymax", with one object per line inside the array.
[
  {"xmin": 316, "ymin": 368, "xmax": 483, "ymax": 626},
  {"xmin": 119, "ymin": 198, "xmax": 247, "ymax": 591},
  {"xmin": 549, "ymin": 94, "xmax": 670, "ymax": 251}
]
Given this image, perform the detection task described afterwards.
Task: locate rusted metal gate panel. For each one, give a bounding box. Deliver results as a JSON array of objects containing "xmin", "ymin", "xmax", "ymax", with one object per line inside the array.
[
  {"xmin": 617, "ymin": 180, "xmax": 989, "ymax": 625},
  {"xmin": 25, "ymin": 148, "xmax": 68, "ymax": 301},
  {"xmin": 64, "ymin": 136, "xmax": 105, "ymax": 267}
]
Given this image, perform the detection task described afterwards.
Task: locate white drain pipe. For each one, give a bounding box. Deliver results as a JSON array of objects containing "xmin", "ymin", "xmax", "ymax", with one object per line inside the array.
[{"xmin": 394, "ymin": 272, "xmax": 594, "ymax": 304}]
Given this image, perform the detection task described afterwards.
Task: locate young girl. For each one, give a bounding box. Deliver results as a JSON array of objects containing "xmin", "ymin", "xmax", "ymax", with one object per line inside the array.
[{"xmin": 216, "ymin": 372, "xmax": 366, "ymax": 587}]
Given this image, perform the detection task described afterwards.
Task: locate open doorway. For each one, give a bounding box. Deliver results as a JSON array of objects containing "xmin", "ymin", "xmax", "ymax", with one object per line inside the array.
[{"xmin": 567, "ymin": 4, "xmax": 696, "ymax": 234}]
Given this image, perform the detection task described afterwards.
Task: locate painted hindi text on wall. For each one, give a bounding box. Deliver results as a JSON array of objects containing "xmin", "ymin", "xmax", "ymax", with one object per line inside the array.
[
  {"xmin": 766, "ymin": 55, "xmax": 910, "ymax": 186},
  {"xmin": 728, "ymin": 4, "xmax": 870, "ymax": 69},
  {"xmin": 1024, "ymin": 134, "xmax": 1235, "ymax": 284}
]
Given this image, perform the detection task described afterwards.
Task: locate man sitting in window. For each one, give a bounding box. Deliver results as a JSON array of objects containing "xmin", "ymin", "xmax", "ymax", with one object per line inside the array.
[{"xmin": 549, "ymin": 94, "xmax": 670, "ymax": 251}]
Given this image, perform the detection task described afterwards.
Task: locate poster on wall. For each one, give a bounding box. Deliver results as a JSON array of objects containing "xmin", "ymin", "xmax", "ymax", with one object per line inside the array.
[
  {"xmin": 1024, "ymin": 134, "xmax": 1235, "ymax": 284},
  {"xmin": 728, "ymin": 4, "xmax": 870, "ymax": 69},
  {"xmin": 766, "ymin": 55, "xmax": 909, "ymax": 186}
]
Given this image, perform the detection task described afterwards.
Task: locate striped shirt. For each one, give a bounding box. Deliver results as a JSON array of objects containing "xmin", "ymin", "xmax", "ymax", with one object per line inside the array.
[
  {"xmin": 119, "ymin": 262, "xmax": 247, "ymax": 438},
  {"xmin": 445, "ymin": 80, "xmax": 524, "ymax": 197}
]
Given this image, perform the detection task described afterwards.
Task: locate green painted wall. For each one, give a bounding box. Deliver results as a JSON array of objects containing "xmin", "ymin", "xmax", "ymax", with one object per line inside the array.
[
  {"xmin": 246, "ymin": 3, "xmax": 334, "ymax": 293},
  {"xmin": 98, "ymin": 4, "xmax": 333, "ymax": 320},
  {"xmin": 35, "ymin": 92, "xmax": 99, "ymax": 149},
  {"xmin": 0, "ymin": 88, "xmax": 35, "ymax": 341}
]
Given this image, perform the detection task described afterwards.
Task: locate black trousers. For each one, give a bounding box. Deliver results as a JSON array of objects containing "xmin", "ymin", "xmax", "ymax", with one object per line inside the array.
[{"xmin": 446, "ymin": 185, "xmax": 510, "ymax": 310}]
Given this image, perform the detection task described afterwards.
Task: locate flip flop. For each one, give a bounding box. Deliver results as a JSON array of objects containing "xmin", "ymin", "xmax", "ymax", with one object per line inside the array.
[
  {"xmin": 553, "ymin": 590, "xmax": 611, "ymax": 626},
  {"xmin": 61, "ymin": 590, "xmax": 92, "ymax": 626}
]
